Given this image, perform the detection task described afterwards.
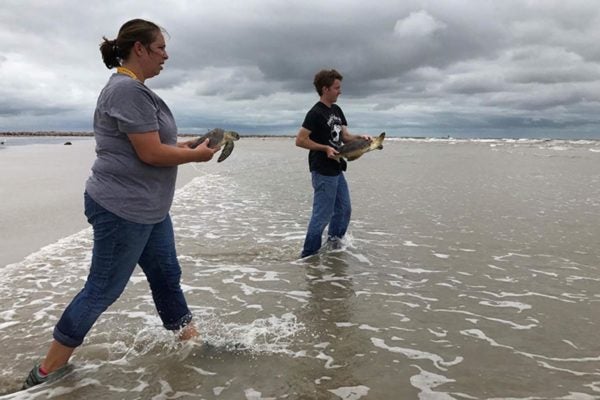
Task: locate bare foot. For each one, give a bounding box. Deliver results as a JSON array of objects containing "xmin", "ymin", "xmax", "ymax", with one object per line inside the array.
[{"xmin": 178, "ymin": 323, "xmax": 200, "ymax": 341}]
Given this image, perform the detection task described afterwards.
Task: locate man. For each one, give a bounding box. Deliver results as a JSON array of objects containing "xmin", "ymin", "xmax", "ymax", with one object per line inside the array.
[{"xmin": 295, "ymin": 69, "xmax": 372, "ymax": 258}]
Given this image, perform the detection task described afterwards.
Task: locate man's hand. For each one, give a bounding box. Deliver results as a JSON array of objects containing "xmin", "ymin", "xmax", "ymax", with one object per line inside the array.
[{"xmin": 326, "ymin": 146, "xmax": 339, "ymax": 159}]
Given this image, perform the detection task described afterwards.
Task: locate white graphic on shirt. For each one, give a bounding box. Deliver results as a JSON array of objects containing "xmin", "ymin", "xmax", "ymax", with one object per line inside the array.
[{"xmin": 327, "ymin": 114, "xmax": 343, "ymax": 147}]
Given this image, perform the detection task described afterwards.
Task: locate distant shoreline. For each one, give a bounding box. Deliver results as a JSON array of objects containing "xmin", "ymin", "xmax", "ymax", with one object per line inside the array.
[
  {"xmin": 1, "ymin": 131, "xmax": 94, "ymax": 137},
  {"xmin": 2, "ymin": 131, "xmax": 599, "ymax": 142},
  {"xmin": 0, "ymin": 131, "xmax": 295, "ymax": 138}
]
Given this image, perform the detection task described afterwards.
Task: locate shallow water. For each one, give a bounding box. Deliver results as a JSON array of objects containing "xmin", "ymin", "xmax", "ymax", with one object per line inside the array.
[{"xmin": 1, "ymin": 138, "xmax": 599, "ymax": 399}]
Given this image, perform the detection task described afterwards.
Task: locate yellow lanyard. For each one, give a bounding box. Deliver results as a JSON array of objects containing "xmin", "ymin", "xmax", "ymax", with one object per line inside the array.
[{"xmin": 116, "ymin": 66, "xmax": 139, "ymax": 81}]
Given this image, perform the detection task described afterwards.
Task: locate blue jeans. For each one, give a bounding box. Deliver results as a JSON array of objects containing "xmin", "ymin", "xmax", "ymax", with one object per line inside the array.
[
  {"xmin": 301, "ymin": 171, "xmax": 351, "ymax": 257},
  {"xmin": 53, "ymin": 192, "xmax": 192, "ymax": 348}
]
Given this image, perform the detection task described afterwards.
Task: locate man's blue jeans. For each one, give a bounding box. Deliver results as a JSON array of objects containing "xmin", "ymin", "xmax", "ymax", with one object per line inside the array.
[
  {"xmin": 301, "ymin": 171, "xmax": 351, "ymax": 257},
  {"xmin": 53, "ymin": 192, "xmax": 192, "ymax": 348}
]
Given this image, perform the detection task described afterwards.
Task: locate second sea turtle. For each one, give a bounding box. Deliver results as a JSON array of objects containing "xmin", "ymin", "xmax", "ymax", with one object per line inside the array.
[
  {"xmin": 333, "ymin": 132, "xmax": 385, "ymax": 162},
  {"xmin": 190, "ymin": 128, "xmax": 240, "ymax": 162}
]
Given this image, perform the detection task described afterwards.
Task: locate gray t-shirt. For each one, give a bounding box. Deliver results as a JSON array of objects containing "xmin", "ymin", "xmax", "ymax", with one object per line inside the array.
[{"xmin": 85, "ymin": 73, "xmax": 178, "ymax": 224}]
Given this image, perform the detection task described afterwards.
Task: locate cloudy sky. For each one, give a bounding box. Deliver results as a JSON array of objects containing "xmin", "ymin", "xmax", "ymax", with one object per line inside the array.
[{"xmin": 2, "ymin": 0, "xmax": 600, "ymax": 138}]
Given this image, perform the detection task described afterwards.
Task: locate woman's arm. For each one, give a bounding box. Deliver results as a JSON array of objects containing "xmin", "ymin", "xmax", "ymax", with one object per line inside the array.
[{"xmin": 128, "ymin": 132, "xmax": 219, "ymax": 167}]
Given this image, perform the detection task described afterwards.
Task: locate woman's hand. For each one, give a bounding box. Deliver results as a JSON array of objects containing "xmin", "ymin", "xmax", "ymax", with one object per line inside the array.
[
  {"xmin": 128, "ymin": 132, "xmax": 220, "ymax": 166},
  {"xmin": 191, "ymin": 138, "xmax": 220, "ymax": 162}
]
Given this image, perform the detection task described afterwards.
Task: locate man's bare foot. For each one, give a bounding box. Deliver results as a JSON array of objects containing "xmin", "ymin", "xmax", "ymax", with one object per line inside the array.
[{"xmin": 178, "ymin": 324, "xmax": 199, "ymax": 341}]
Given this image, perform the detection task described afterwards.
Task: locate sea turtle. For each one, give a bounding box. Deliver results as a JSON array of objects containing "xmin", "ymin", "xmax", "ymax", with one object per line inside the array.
[
  {"xmin": 189, "ymin": 128, "xmax": 240, "ymax": 162},
  {"xmin": 333, "ymin": 132, "xmax": 385, "ymax": 162}
]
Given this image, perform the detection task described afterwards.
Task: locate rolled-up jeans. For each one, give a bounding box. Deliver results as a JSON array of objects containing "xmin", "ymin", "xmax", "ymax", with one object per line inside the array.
[
  {"xmin": 301, "ymin": 171, "xmax": 351, "ymax": 258},
  {"xmin": 53, "ymin": 192, "xmax": 192, "ymax": 348}
]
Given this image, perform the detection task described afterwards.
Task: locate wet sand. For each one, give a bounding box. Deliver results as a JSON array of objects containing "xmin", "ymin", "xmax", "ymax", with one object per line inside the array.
[
  {"xmin": 0, "ymin": 137, "xmax": 199, "ymax": 267},
  {"xmin": 1, "ymin": 138, "xmax": 600, "ymax": 398}
]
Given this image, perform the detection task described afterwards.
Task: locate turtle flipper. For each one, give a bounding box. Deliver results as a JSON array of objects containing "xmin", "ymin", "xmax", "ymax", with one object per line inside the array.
[
  {"xmin": 217, "ymin": 141, "xmax": 235, "ymax": 162},
  {"xmin": 346, "ymin": 153, "xmax": 363, "ymax": 161}
]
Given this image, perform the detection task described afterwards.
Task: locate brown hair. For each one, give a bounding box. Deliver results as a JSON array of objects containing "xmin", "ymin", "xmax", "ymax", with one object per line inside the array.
[
  {"xmin": 313, "ymin": 69, "xmax": 343, "ymax": 96},
  {"xmin": 99, "ymin": 19, "xmax": 164, "ymax": 69}
]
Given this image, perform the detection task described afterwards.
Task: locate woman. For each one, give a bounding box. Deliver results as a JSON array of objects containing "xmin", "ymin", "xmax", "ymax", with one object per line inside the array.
[{"xmin": 23, "ymin": 19, "xmax": 218, "ymax": 389}]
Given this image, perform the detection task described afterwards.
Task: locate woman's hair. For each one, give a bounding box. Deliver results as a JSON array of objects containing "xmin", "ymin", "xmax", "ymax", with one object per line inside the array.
[
  {"xmin": 99, "ymin": 19, "xmax": 164, "ymax": 69},
  {"xmin": 313, "ymin": 69, "xmax": 343, "ymax": 96}
]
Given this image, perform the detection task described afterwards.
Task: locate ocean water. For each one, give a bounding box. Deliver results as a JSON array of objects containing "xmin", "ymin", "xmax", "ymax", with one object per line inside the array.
[{"xmin": 1, "ymin": 137, "xmax": 599, "ymax": 399}]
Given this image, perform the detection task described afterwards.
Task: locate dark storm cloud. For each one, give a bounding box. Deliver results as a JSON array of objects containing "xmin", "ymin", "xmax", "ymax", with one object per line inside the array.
[
  {"xmin": 1, "ymin": 0, "xmax": 600, "ymax": 137},
  {"xmin": 161, "ymin": 2, "xmax": 508, "ymax": 96}
]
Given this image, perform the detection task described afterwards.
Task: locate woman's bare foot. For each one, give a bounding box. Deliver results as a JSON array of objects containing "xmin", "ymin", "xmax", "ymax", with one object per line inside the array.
[{"xmin": 178, "ymin": 323, "xmax": 199, "ymax": 341}]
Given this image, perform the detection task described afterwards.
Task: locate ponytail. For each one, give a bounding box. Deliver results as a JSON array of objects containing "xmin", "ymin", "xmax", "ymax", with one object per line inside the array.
[
  {"xmin": 99, "ymin": 19, "xmax": 163, "ymax": 70},
  {"xmin": 99, "ymin": 37, "xmax": 121, "ymax": 69}
]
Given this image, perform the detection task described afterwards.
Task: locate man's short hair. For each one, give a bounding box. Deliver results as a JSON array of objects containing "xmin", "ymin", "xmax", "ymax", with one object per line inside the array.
[{"xmin": 313, "ymin": 69, "xmax": 343, "ymax": 96}]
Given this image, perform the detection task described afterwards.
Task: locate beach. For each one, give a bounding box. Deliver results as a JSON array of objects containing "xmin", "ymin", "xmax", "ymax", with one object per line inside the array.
[
  {"xmin": 1, "ymin": 136, "xmax": 599, "ymax": 399},
  {"xmin": 0, "ymin": 136, "xmax": 199, "ymax": 267}
]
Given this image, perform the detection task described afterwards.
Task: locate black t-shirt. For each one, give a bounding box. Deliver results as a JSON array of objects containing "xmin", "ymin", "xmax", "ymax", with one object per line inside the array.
[{"xmin": 302, "ymin": 101, "xmax": 348, "ymax": 176}]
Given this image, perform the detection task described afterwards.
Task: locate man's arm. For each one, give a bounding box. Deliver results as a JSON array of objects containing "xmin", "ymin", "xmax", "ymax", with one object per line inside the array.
[
  {"xmin": 341, "ymin": 126, "xmax": 372, "ymax": 143},
  {"xmin": 295, "ymin": 127, "xmax": 339, "ymax": 159}
]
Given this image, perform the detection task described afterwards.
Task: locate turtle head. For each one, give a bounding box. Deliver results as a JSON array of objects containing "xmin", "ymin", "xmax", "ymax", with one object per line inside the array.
[
  {"xmin": 373, "ymin": 132, "xmax": 385, "ymax": 149},
  {"xmin": 226, "ymin": 131, "xmax": 240, "ymax": 141}
]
